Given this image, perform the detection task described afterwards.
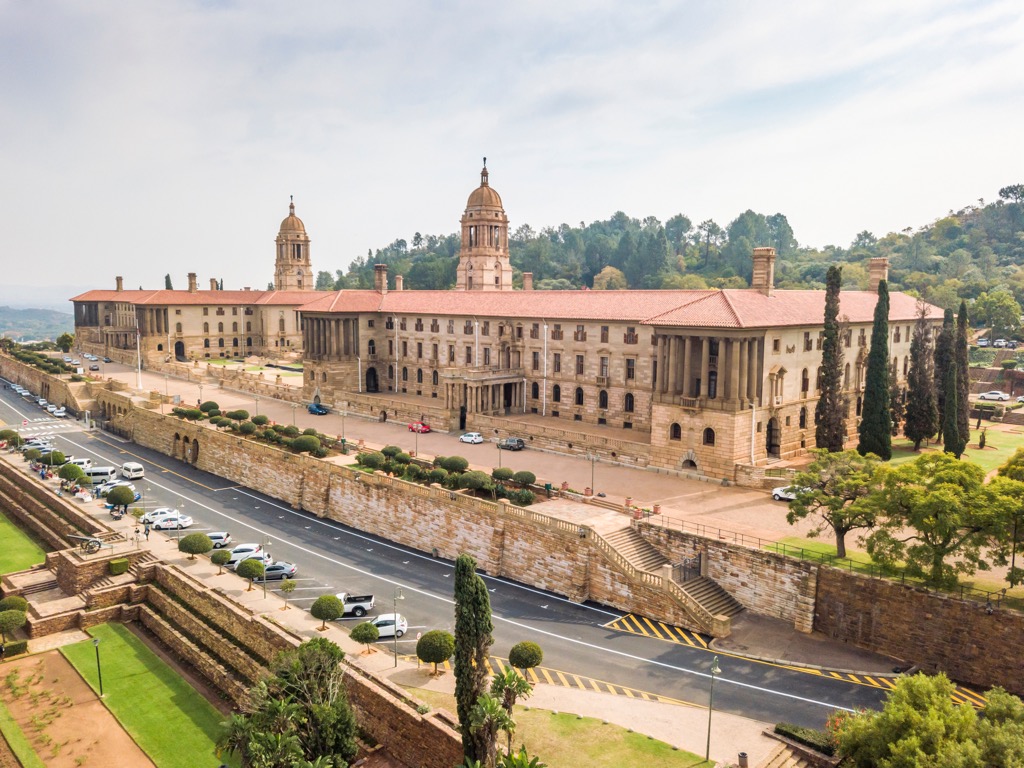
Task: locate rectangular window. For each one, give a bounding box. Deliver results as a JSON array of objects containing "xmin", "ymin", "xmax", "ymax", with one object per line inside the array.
[
  {"xmin": 576, "ymin": 355, "xmax": 585, "ymax": 375},
  {"xmin": 367, "ymin": 319, "xmax": 375, "ymax": 328},
  {"xmin": 626, "ymin": 358, "xmax": 636, "ymax": 380},
  {"xmin": 531, "ymin": 323, "xmax": 540, "ymax": 339},
  {"xmin": 483, "ymin": 347, "xmax": 491, "ymax": 365},
  {"xmin": 203, "ymin": 308, "xmax": 209, "ymax": 316},
  {"xmin": 175, "ymin": 309, "xmax": 181, "ymax": 315},
  {"xmin": 600, "ymin": 357, "xmax": 609, "ymax": 377},
  {"xmin": 482, "ymin": 321, "xmax": 490, "ymax": 336},
  {"xmin": 402, "ymin": 341, "xmax": 408, "ymax": 357},
  {"xmin": 532, "ymin": 351, "xmax": 540, "ymax": 371},
  {"xmin": 447, "ymin": 320, "xmax": 455, "ymax": 334},
  {"xmin": 432, "ymin": 343, "xmax": 438, "ymax": 360},
  {"xmin": 417, "ymin": 342, "xmax": 423, "ymax": 359},
  {"xmin": 601, "ymin": 326, "xmax": 609, "ymax": 343},
  {"xmin": 465, "ymin": 347, "xmax": 473, "ymax": 364},
  {"xmin": 773, "ymin": 339, "xmax": 781, "ymax": 353},
  {"xmin": 553, "ymin": 353, "xmax": 561, "ymax": 373},
  {"xmin": 388, "ymin": 340, "xmax": 394, "ymax": 355},
  {"xmin": 448, "ymin": 344, "xmax": 455, "ymax": 362}
]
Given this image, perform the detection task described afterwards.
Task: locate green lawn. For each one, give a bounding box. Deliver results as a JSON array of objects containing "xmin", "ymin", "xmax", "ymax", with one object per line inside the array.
[
  {"xmin": 0, "ymin": 698, "xmax": 46, "ymax": 768},
  {"xmin": 60, "ymin": 624, "xmax": 237, "ymax": 768},
  {"xmin": 408, "ymin": 688, "xmax": 711, "ymax": 768},
  {"xmin": 0, "ymin": 510, "xmax": 47, "ymax": 574},
  {"xmin": 888, "ymin": 427, "xmax": 1024, "ymax": 474}
]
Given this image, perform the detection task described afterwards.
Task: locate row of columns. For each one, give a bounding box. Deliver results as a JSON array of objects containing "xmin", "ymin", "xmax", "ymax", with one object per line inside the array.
[
  {"xmin": 444, "ymin": 380, "xmax": 521, "ymax": 414},
  {"xmin": 656, "ymin": 334, "xmax": 761, "ymax": 403},
  {"xmin": 306, "ymin": 316, "xmax": 359, "ymax": 359},
  {"xmin": 138, "ymin": 308, "xmax": 168, "ymax": 336}
]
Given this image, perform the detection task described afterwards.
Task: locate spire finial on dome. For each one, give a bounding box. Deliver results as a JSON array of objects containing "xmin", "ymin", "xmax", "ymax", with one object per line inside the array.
[
  {"xmin": 289, "ymin": 194, "xmax": 295, "ymax": 215},
  {"xmin": 481, "ymin": 158, "xmax": 489, "ymax": 186}
]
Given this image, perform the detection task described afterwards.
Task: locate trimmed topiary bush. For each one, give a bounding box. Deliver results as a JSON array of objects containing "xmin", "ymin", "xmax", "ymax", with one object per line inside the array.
[
  {"xmin": 381, "ymin": 445, "xmax": 402, "ymax": 458},
  {"xmin": 427, "ymin": 467, "xmax": 448, "ymax": 484},
  {"xmin": 440, "ymin": 455, "xmax": 469, "ymax": 474},
  {"xmin": 358, "ymin": 451, "xmax": 385, "ymax": 470},
  {"xmin": 773, "ymin": 723, "xmax": 835, "ymax": 756},
  {"xmin": 303, "ymin": 427, "xmax": 319, "ymax": 436},
  {"xmin": 199, "ymin": 401, "xmax": 220, "ymax": 413},
  {"xmin": 291, "ymin": 435, "xmax": 321, "ymax": 454},
  {"xmin": 432, "ymin": 455, "xmax": 446, "ymax": 467},
  {"xmin": 239, "ymin": 421, "xmax": 257, "ymax": 435},
  {"xmin": 512, "ymin": 470, "xmax": 536, "ymax": 486},
  {"xmin": 262, "ymin": 428, "xmax": 280, "ymax": 442},
  {"xmin": 211, "ymin": 549, "xmax": 231, "ymax": 573},
  {"xmin": 404, "ymin": 464, "xmax": 423, "ymax": 482},
  {"xmin": 508, "ymin": 641, "xmax": 543, "ymax": 671},
  {"xmin": 312, "ymin": 446, "xmax": 329, "ymax": 458},
  {"xmin": 109, "ymin": 558, "xmax": 130, "ymax": 576},
  {"xmin": 394, "ymin": 452, "xmax": 412, "ymax": 465},
  {"xmin": 39, "ymin": 450, "xmax": 66, "ymax": 466},
  {"xmin": 226, "ymin": 409, "xmax": 250, "ymax": 421},
  {"xmin": 283, "ymin": 425, "xmax": 300, "ymax": 438},
  {"xmin": 310, "ymin": 594, "xmax": 344, "ymax": 629},
  {"xmin": 0, "ymin": 596, "xmax": 28, "ymax": 612},
  {"xmin": 416, "ymin": 629, "xmax": 455, "ymax": 674},
  {"xmin": 3, "ymin": 639, "xmax": 27, "ymax": 657},
  {"xmin": 184, "ymin": 408, "xmax": 203, "ymax": 421},
  {"xmin": 509, "ymin": 489, "xmax": 536, "ymax": 507},
  {"xmin": 252, "ymin": 414, "xmax": 269, "ymax": 426},
  {"xmin": 178, "ymin": 532, "xmax": 213, "ymax": 560},
  {"xmin": 458, "ymin": 470, "xmax": 492, "ymax": 492},
  {"xmin": 350, "ymin": 621, "xmax": 380, "ymax": 654},
  {"xmin": 492, "ymin": 467, "xmax": 514, "ymax": 483},
  {"xmin": 236, "ymin": 558, "xmax": 265, "ymax": 590}
]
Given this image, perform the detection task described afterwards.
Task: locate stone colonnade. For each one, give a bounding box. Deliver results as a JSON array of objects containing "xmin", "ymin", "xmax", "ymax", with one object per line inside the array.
[
  {"xmin": 655, "ymin": 334, "xmax": 762, "ymax": 403},
  {"xmin": 305, "ymin": 316, "xmax": 359, "ymax": 359},
  {"xmin": 444, "ymin": 380, "xmax": 522, "ymax": 414}
]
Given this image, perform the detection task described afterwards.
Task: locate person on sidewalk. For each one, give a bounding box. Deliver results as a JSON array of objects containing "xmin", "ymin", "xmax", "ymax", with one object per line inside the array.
[{"xmin": 144, "ymin": 523, "xmax": 151, "ymax": 541}]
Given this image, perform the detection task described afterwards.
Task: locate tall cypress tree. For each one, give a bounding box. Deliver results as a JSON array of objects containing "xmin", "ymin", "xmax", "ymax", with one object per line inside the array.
[
  {"xmin": 934, "ymin": 309, "xmax": 954, "ymax": 431},
  {"xmin": 453, "ymin": 553, "xmax": 494, "ymax": 763},
  {"xmin": 858, "ymin": 280, "xmax": 892, "ymax": 459},
  {"xmin": 815, "ymin": 265, "xmax": 847, "ymax": 451},
  {"xmin": 943, "ymin": 361, "xmax": 965, "ymax": 457},
  {"xmin": 956, "ymin": 300, "xmax": 971, "ymax": 447},
  {"xmin": 904, "ymin": 301, "xmax": 939, "ymax": 449}
]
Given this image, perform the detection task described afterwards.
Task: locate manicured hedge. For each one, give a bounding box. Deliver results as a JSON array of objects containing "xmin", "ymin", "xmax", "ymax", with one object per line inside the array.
[
  {"xmin": 109, "ymin": 558, "xmax": 130, "ymax": 576},
  {"xmin": 773, "ymin": 723, "xmax": 835, "ymax": 756}
]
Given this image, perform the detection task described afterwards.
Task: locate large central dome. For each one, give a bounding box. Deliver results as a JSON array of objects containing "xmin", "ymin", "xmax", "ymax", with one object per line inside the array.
[
  {"xmin": 280, "ymin": 200, "xmax": 306, "ymax": 233},
  {"xmin": 466, "ymin": 165, "xmax": 503, "ymax": 209}
]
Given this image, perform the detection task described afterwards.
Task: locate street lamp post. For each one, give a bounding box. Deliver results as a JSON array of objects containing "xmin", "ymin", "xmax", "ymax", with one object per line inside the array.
[
  {"xmin": 254, "ymin": 395, "xmax": 260, "ymax": 417},
  {"xmin": 175, "ymin": 502, "xmax": 184, "ymax": 545},
  {"xmin": 341, "ymin": 402, "xmax": 347, "ymax": 441},
  {"xmin": 198, "ymin": 382, "xmax": 204, "ymax": 407},
  {"xmin": 496, "ymin": 440, "xmax": 502, "ymax": 469},
  {"xmin": 262, "ymin": 539, "xmax": 272, "ymax": 599},
  {"xmin": 705, "ymin": 656, "xmax": 721, "ymax": 762},
  {"xmin": 414, "ymin": 428, "xmax": 419, "ymax": 458},
  {"xmin": 587, "ymin": 453, "xmax": 597, "ymax": 493},
  {"xmin": 393, "ymin": 586, "xmax": 404, "ymax": 668},
  {"xmin": 93, "ymin": 638, "xmax": 104, "ymax": 697},
  {"xmin": 291, "ymin": 403, "xmax": 298, "ymax": 426}
]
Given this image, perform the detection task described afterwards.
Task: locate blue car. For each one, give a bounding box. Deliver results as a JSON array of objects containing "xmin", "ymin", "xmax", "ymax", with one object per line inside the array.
[{"xmin": 307, "ymin": 403, "xmax": 329, "ymax": 415}]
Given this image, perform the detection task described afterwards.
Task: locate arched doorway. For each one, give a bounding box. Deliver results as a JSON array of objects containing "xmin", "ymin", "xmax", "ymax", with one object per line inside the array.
[
  {"xmin": 174, "ymin": 341, "xmax": 185, "ymax": 359},
  {"xmin": 190, "ymin": 438, "xmax": 199, "ymax": 464},
  {"xmin": 378, "ymin": 410, "xmax": 388, "ymax": 422},
  {"xmin": 766, "ymin": 417, "xmax": 781, "ymax": 458},
  {"xmin": 366, "ymin": 367, "xmax": 379, "ymax": 393}
]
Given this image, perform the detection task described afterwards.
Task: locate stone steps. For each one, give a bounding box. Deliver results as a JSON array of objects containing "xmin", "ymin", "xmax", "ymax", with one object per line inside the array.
[
  {"xmin": 20, "ymin": 578, "xmax": 59, "ymax": 596},
  {"xmin": 679, "ymin": 576, "xmax": 745, "ymax": 618},
  {"xmin": 602, "ymin": 527, "xmax": 669, "ymax": 572},
  {"xmin": 757, "ymin": 743, "xmax": 814, "ymax": 768}
]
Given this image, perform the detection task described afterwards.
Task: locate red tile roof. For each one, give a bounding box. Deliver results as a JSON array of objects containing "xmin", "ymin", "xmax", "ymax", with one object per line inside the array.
[{"xmin": 70, "ymin": 289, "xmax": 316, "ymax": 306}]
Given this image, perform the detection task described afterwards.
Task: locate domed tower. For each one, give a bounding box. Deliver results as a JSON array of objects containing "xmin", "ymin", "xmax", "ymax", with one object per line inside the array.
[
  {"xmin": 456, "ymin": 161, "xmax": 513, "ymax": 291},
  {"xmin": 274, "ymin": 197, "xmax": 313, "ymax": 291}
]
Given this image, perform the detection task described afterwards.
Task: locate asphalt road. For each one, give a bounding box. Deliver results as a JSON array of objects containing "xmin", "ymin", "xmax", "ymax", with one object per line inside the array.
[{"xmin": 0, "ymin": 382, "xmax": 890, "ymax": 729}]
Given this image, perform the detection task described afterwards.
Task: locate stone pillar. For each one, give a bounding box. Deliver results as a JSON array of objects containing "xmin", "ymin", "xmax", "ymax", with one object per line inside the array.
[
  {"xmin": 729, "ymin": 337, "xmax": 741, "ymax": 402},
  {"xmin": 747, "ymin": 338, "xmax": 758, "ymax": 401},
  {"xmin": 700, "ymin": 337, "xmax": 710, "ymax": 397},
  {"xmin": 659, "ymin": 336, "xmax": 669, "ymax": 394},
  {"xmin": 682, "ymin": 336, "xmax": 691, "ymax": 398},
  {"xmin": 738, "ymin": 340, "xmax": 749, "ymax": 404}
]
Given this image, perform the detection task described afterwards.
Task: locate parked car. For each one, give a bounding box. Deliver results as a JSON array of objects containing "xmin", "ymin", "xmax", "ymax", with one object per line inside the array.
[
  {"xmin": 97, "ymin": 480, "xmax": 135, "ymax": 497},
  {"xmin": 46, "ymin": 404, "xmax": 58, "ymax": 413},
  {"xmin": 260, "ymin": 561, "xmax": 298, "ymax": 580},
  {"xmin": 229, "ymin": 552, "xmax": 275, "ymax": 571},
  {"xmin": 408, "ymin": 421, "xmax": 431, "ymax": 433},
  {"xmin": 141, "ymin": 507, "xmax": 177, "ymax": 524},
  {"xmin": 978, "ymin": 391, "xmax": 1011, "ymax": 401},
  {"xmin": 226, "ymin": 544, "xmax": 272, "ymax": 570},
  {"xmin": 994, "ymin": 339, "xmax": 1008, "ymax": 348},
  {"xmin": 497, "ymin": 437, "xmax": 526, "ymax": 451},
  {"xmin": 771, "ymin": 485, "xmax": 810, "ymax": 502},
  {"xmin": 152, "ymin": 514, "xmax": 193, "ymax": 530},
  {"xmin": 207, "ymin": 532, "xmax": 232, "ymax": 549},
  {"xmin": 307, "ymin": 403, "xmax": 329, "ymax": 415},
  {"xmin": 1009, "ymin": 341, "xmax": 1019, "ymax": 350},
  {"xmin": 369, "ymin": 613, "xmax": 408, "ymax": 639},
  {"xmin": 102, "ymin": 357, "xmax": 112, "ymax": 363},
  {"xmin": 459, "ymin": 432, "xmax": 484, "ymax": 444},
  {"xmin": 334, "ymin": 592, "xmax": 375, "ymax": 617},
  {"xmin": 977, "ymin": 338, "xmax": 990, "ymax": 347},
  {"xmin": 52, "ymin": 407, "xmax": 66, "ymax": 418},
  {"xmin": 37, "ymin": 398, "xmax": 47, "ymax": 408},
  {"xmin": 89, "ymin": 364, "xmax": 100, "ymax": 371}
]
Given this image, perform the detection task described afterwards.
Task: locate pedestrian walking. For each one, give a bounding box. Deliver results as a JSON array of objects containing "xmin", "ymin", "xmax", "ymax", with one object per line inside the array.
[{"xmin": 144, "ymin": 523, "xmax": 151, "ymax": 541}]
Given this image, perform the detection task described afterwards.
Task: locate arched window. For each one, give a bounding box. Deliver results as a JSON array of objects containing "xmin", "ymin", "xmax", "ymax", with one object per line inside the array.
[
  {"xmin": 204, "ymin": 339, "xmax": 210, "ymax": 348},
  {"xmin": 416, "ymin": 368, "xmax": 423, "ymax": 384},
  {"xmin": 903, "ymin": 356, "xmax": 909, "ymax": 377},
  {"xmin": 402, "ymin": 367, "xmax": 408, "ymax": 381},
  {"xmin": 856, "ymin": 396, "xmax": 863, "ymax": 416},
  {"xmin": 279, "ymin": 318, "xmax": 285, "ymax": 332},
  {"xmin": 799, "ymin": 406, "xmax": 807, "ymax": 429},
  {"xmin": 175, "ymin": 322, "xmax": 182, "ymax": 333},
  {"xmin": 816, "ymin": 366, "xmax": 823, "ymax": 391},
  {"xmin": 575, "ymin": 387, "xmax": 584, "ymax": 406},
  {"xmin": 670, "ymin": 423, "xmax": 681, "ymax": 440},
  {"xmin": 432, "ymin": 370, "xmax": 439, "ymax": 386},
  {"xmin": 553, "ymin": 384, "xmax": 561, "ymax": 403},
  {"xmin": 531, "ymin": 382, "xmax": 539, "ymax": 399},
  {"xmin": 624, "ymin": 393, "xmax": 635, "ymax": 413},
  {"xmin": 203, "ymin": 322, "xmax": 209, "ymax": 334},
  {"xmin": 156, "ymin": 344, "xmax": 163, "ymax": 351},
  {"xmin": 218, "ymin": 338, "xmax": 224, "ymax": 348},
  {"xmin": 232, "ymin": 338, "xmax": 238, "ymax": 347},
  {"xmin": 801, "ymin": 368, "xmax": 809, "ymax": 393},
  {"xmin": 387, "ymin": 365, "xmax": 394, "ymax": 379},
  {"xmin": 218, "ymin": 322, "xmax": 224, "ymax": 333},
  {"xmin": 703, "ymin": 428, "xmax": 716, "ymax": 446},
  {"xmin": 368, "ymin": 339, "xmax": 376, "ymax": 355},
  {"xmin": 599, "ymin": 390, "xmax": 608, "ymax": 409},
  {"xmin": 246, "ymin": 337, "xmax": 252, "ymax": 347}
]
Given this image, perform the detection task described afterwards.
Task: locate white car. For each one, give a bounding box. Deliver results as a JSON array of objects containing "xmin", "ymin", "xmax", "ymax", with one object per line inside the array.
[
  {"xmin": 994, "ymin": 339, "xmax": 1008, "ymax": 348},
  {"xmin": 141, "ymin": 507, "xmax": 177, "ymax": 524},
  {"xmin": 977, "ymin": 338, "xmax": 990, "ymax": 347},
  {"xmin": 369, "ymin": 613, "xmax": 408, "ymax": 639},
  {"xmin": 52, "ymin": 407, "xmax": 66, "ymax": 418},
  {"xmin": 152, "ymin": 514, "xmax": 193, "ymax": 530},
  {"xmin": 46, "ymin": 404, "xmax": 58, "ymax": 413},
  {"xmin": 772, "ymin": 485, "xmax": 810, "ymax": 502},
  {"xmin": 459, "ymin": 432, "xmax": 484, "ymax": 444},
  {"xmin": 228, "ymin": 551, "xmax": 274, "ymax": 571},
  {"xmin": 978, "ymin": 391, "xmax": 1010, "ymax": 401}
]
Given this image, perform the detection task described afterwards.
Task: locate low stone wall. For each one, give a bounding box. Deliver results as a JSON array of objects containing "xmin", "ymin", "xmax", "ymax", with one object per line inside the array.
[
  {"xmin": 341, "ymin": 392, "xmax": 453, "ymax": 431},
  {"xmin": 51, "ymin": 548, "xmax": 151, "ymax": 594},
  {"xmin": 815, "ymin": 567, "xmax": 1024, "ymax": 694},
  {"xmin": 0, "ymin": 458, "xmax": 106, "ymax": 542},
  {"xmin": 0, "ymin": 355, "xmax": 87, "ymax": 414},
  {"xmin": 27, "ymin": 602, "xmax": 139, "ymax": 638}
]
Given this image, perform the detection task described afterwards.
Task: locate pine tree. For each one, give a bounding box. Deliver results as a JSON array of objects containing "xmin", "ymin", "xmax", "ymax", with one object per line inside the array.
[
  {"xmin": 815, "ymin": 265, "xmax": 847, "ymax": 451},
  {"xmin": 904, "ymin": 302, "xmax": 939, "ymax": 449},
  {"xmin": 858, "ymin": 280, "xmax": 892, "ymax": 459},
  {"xmin": 453, "ymin": 553, "xmax": 494, "ymax": 763},
  {"xmin": 934, "ymin": 309, "xmax": 954, "ymax": 431},
  {"xmin": 164, "ymin": 274, "xmax": 173, "ymax": 289},
  {"xmin": 942, "ymin": 361, "xmax": 965, "ymax": 457},
  {"xmin": 956, "ymin": 300, "xmax": 971, "ymax": 447}
]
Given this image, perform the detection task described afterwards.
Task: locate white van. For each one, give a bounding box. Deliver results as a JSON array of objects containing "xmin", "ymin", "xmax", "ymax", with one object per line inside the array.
[
  {"xmin": 69, "ymin": 458, "xmax": 93, "ymax": 471},
  {"xmin": 82, "ymin": 466, "xmax": 117, "ymax": 485},
  {"xmin": 121, "ymin": 462, "xmax": 145, "ymax": 479}
]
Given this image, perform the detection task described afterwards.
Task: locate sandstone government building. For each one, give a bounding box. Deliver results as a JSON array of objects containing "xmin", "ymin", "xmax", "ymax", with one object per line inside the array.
[{"xmin": 72, "ymin": 165, "xmax": 935, "ymax": 479}]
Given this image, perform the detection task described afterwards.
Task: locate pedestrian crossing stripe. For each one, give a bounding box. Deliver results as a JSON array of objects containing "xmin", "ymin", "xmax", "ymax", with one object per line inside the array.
[
  {"xmin": 604, "ymin": 613, "xmax": 988, "ymax": 708},
  {"xmin": 603, "ymin": 614, "xmax": 709, "ymax": 648}
]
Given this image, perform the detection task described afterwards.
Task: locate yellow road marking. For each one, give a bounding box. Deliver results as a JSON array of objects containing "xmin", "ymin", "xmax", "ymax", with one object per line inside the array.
[
  {"xmin": 864, "ymin": 676, "xmax": 882, "ymax": 687},
  {"xmin": 540, "ymin": 668, "xmax": 554, "ymax": 685},
  {"xmin": 571, "ymin": 675, "xmax": 585, "ymax": 689},
  {"xmin": 641, "ymin": 616, "xmax": 666, "ymax": 639}
]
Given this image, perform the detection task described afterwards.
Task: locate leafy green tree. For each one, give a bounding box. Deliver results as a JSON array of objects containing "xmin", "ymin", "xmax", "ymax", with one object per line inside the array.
[
  {"xmin": 106, "ymin": 485, "xmax": 136, "ymax": 513},
  {"xmin": 38, "ymin": 450, "xmax": 65, "ymax": 466},
  {"xmin": 211, "ymin": 549, "xmax": 231, "ymax": 574},
  {"xmin": 416, "ymin": 629, "xmax": 455, "ymax": 675},
  {"xmin": 888, "ymin": 361, "xmax": 904, "ymax": 438},
  {"xmin": 454, "ymin": 553, "xmax": 494, "ymax": 764},
  {"xmin": 956, "ymin": 300, "xmax": 971, "ymax": 446},
  {"xmin": 999, "ymin": 184, "xmax": 1024, "ymax": 204},
  {"xmin": 279, "ymin": 577, "xmax": 297, "ymax": 608},
  {"xmin": 491, "ymin": 668, "xmax": 533, "ymax": 755},
  {"xmin": 315, "ymin": 270, "xmax": 335, "ymax": 291},
  {"xmin": 815, "ymin": 266, "xmax": 847, "ymax": 451},
  {"xmin": 508, "ymin": 641, "xmax": 543, "ymax": 673},
  {"xmin": 236, "ymin": 558, "xmax": 265, "ymax": 592},
  {"xmin": 0, "ymin": 609, "xmax": 26, "ymax": 641},
  {"xmin": 864, "ymin": 453, "xmax": 998, "ymax": 586},
  {"xmin": 441, "ymin": 456, "xmax": 470, "ymax": 474},
  {"xmin": 591, "ymin": 265, "xmax": 627, "ymax": 290},
  {"xmin": 58, "ymin": 463, "xmax": 85, "ymax": 484},
  {"xmin": 903, "ymin": 302, "xmax": 939, "ymax": 449},
  {"xmin": 934, "ymin": 309, "xmax": 955, "ymax": 429},
  {"xmin": 178, "ymin": 532, "xmax": 213, "ymax": 560},
  {"xmin": 787, "ymin": 450, "xmax": 881, "ymax": 559},
  {"xmin": 55, "ymin": 333, "xmax": 74, "ymax": 353},
  {"xmin": 858, "ymin": 280, "xmax": 892, "ymax": 459},
  {"xmin": 973, "ymin": 290, "xmax": 1022, "ymax": 338},
  {"xmin": 310, "ymin": 594, "xmax": 344, "ymax": 629},
  {"xmin": 350, "ymin": 621, "xmax": 380, "ymax": 654}
]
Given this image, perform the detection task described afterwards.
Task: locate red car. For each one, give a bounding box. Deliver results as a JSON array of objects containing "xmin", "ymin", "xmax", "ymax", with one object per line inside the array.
[{"xmin": 408, "ymin": 422, "xmax": 431, "ymax": 433}]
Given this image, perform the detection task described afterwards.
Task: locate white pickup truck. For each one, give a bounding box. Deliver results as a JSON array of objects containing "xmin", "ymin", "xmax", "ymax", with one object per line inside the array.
[{"xmin": 335, "ymin": 592, "xmax": 375, "ymax": 617}]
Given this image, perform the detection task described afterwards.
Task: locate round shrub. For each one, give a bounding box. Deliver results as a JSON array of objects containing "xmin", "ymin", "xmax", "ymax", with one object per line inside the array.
[
  {"xmin": 381, "ymin": 445, "xmax": 402, "ymax": 458},
  {"xmin": 416, "ymin": 629, "xmax": 455, "ymax": 674},
  {"xmin": 512, "ymin": 470, "xmax": 537, "ymax": 486},
  {"xmin": 283, "ymin": 425, "xmax": 300, "ymax": 438},
  {"xmin": 459, "ymin": 470, "xmax": 492, "ymax": 492},
  {"xmin": 235, "ymin": 558, "xmax": 265, "ymax": 590},
  {"xmin": 312, "ymin": 446, "xmax": 329, "ymax": 458},
  {"xmin": 291, "ymin": 435, "xmax": 321, "ymax": 454},
  {"xmin": 440, "ymin": 455, "xmax": 469, "ymax": 474},
  {"xmin": 273, "ymin": 423, "xmax": 288, "ymax": 433},
  {"xmin": 206, "ymin": 408, "xmax": 221, "ymax": 418},
  {"xmin": 171, "ymin": 407, "xmax": 186, "ymax": 418},
  {"xmin": 227, "ymin": 421, "xmax": 240, "ymax": 431},
  {"xmin": 199, "ymin": 401, "xmax": 220, "ymax": 413},
  {"xmin": 39, "ymin": 450, "xmax": 66, "ymax": 466},
  {"xmin": 404, "ymin": 464, "xmax": 423, "ymax": 482},
  {"xmin": 303, "ymin": 427, "xmax": 319, "ymax": 436},
  {"xmin": 184, "ymin": 408, "xmax": 203, "ymax": 421},
  {"xmin": 178, "ymin": 532, "xmax": 213, "ymax": 560},
  {"xmin": 58, "ymin": 463, "xmax": 85, "ymax": 483},
  {"xmin": 262, "ymin": 428, "xmax": 279, "ymax": 442},
  {"xmin": 211, "ymin": 549, "xmax": 231, "ymax": 572},
  {"xmin": 281, "ymin": 438, "xmax": 294, "ymax": 450},
  {"xmin": 492, "ymin": 467, "xmax": 515, "ymax": 483},
  {"xmin": 23, "ymin": 449, "xmax": 41, "ymax": 462},
  {"xmin": 0, "ymin": 596, "xmax": 28, "ymax": 612},
  {"xmin": 226, "ymin": 409, "xmax": 250, "ymax": 421},
  {"xmin": 510, "ymin": 489, "xmax": 536, "ymax": 507},
  {"xmin": 427, "ymin": 467, "xmax": 448, "ymax": 484},
  {"xmin": 310, "ymin": 594, "xmax": 344, "ymax": 629},
  {"xmin": 358, "ymin": 452, "xmax": 385, "ymax": 470},
  {"xmin": 394, "ymin": 452, "xmax": 412, "ymax": 465},
  {"xmin": 433, "ymin": 456, "xmax": 446, "ymax": 468},
  {"xmin": 251, "ymin": 414, "xmax": 269, "ymax": 426},
  {"xmin": 350, "ymin": 621, "xmax": 380, "ymax": 652},
  {"xmin": 508, "ymin": 641, "xmax": 543, "ymax": 671},
  {"xmin": 239, "ymin": 421, "xmax": 257, "ymax": 435}
]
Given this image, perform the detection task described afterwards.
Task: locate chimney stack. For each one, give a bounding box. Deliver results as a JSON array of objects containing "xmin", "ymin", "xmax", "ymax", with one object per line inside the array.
[
  {"xmin": 395, "ymin": 274, "xmax": 404, "ymax": 291},
  {"xmin": 115, "ymin": 276, "xmax": 124, "ymax": 292},
  {"xmin": 188, "ymin": 272, "xmax": 197, "ymax": 293},
  {"xmin": 868, "ymin": 257, "xmax": 890, "ymax": 292},
  {"xmin": 750, "ymin": 247, "xmax": 776, "ymax": 296},
  {"xmin": 374, "ymin": 264, "xmax": 388, "ymax": 294},
  {"xmin": 210, "ymin": 278, "xmax": 218, "ymax": 291},
  {"xmin": 522, "ymin": 272, "xmax": 534, "ymax": 291}
]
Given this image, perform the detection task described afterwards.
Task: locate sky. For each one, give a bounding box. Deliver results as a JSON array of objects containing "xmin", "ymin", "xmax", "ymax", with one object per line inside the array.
[{"xmin": 1, "ymin": 0, "xmax": 1022, "ymax": 306}]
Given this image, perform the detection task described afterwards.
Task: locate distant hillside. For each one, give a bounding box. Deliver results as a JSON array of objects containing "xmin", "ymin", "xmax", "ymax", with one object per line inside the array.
[{"xmin": 0, "ymin": 306, "xmax": 74, "ymax": 342}]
